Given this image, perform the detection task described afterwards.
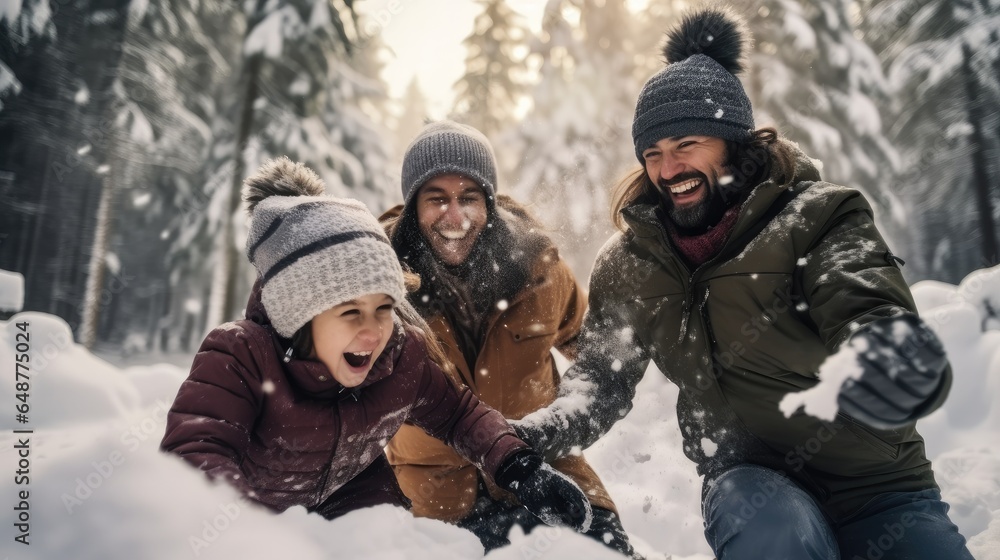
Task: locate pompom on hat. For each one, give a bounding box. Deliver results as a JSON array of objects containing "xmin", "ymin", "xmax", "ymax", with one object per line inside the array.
[
  {"xmin": 242, "ymin": 157, "xmax": 405, "ymax": 337},
  {"xmin": 632, "ymin": 7, "xmax": 756, "ymax": 162}
]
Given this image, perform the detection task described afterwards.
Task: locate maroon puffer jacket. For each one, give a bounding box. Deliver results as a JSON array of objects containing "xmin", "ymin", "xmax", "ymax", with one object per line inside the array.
[{"xmin": 161, "ymin": 285, "xmax": 527, "ymax": 512}]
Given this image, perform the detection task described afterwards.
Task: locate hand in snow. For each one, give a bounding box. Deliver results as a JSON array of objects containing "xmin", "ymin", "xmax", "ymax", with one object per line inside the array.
[
  {"xmin": 837, "ymin": 314, "xmax": 948, "ymax": 429},
  {"xmin": 494, "ymin": 449, "xmax": 593, "ymax": 533}
]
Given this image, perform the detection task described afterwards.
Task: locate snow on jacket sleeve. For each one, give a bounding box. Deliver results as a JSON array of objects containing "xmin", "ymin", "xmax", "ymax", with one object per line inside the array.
[
  {"xmin": 160, "ymin": 323, "xmax": 265, "ymax": 495},
  {"xmin": 516, "ymin": 237, "xmax": 650, "ymax": 463},
  {"xmin": 800, "ymin": 202, "xmax": 953, "ymax": 415},
  {"xmin": 403, "ymin": 331, "xmax": 529, "ymax": 480}
]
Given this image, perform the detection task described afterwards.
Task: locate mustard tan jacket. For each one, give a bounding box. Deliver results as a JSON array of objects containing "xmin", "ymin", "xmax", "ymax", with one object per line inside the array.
[{"xmin": 382, "ymin": 197, "xmax": 617, "ymax": 521}]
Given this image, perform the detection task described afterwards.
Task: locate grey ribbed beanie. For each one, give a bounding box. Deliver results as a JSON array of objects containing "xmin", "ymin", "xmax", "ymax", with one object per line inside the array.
[
  {"xmin": 242, "ymin": 157, "xmax": 405, "ymax": 337},
  {"xmin": 633, "ymin": 8, "xmax": 755, "ymax": 162},
  {"xmin": 400, "ymin": 121, "xmax": 498, "ymax": 204}
]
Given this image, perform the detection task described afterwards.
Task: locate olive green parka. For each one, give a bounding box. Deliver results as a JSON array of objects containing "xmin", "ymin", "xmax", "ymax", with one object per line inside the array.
[{"xmin": 517, "ymin": 142, "xmax": 951, "ymax": 521}]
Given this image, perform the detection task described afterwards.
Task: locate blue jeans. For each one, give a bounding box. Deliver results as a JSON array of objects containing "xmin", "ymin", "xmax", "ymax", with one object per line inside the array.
[{"xmin": 702, "ymin": 465, "xmax": 974, "ymax": 560}]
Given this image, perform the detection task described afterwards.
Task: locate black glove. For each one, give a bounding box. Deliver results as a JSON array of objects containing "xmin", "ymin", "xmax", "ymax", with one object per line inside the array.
[
  {"xmin": 494, "ymin": 449, "xmax": 592, "ymax": 533},
  {"xmin": 511, "ymin": 422, "xmax": 538, "ymax": 450},
  {"xmin": 837, "ymin": 314, "xmax": 948, "ymax": 429}
]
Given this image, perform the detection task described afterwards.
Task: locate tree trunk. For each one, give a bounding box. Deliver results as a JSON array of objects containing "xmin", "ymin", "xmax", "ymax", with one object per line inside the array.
[
  {"xmin": 207, "ymin": 0, "xmax": 267, "ymax": 328},
  {"xmin": 72, "ymin": 0, "xmax": 132, "ymax": 346},
  {"xmin": 79, "ymin": 153, "xmax": 119, "ymax": 348},
  {"xmin": 962, "ymin": 41, "xmax": 1000, "ymax": 266}
]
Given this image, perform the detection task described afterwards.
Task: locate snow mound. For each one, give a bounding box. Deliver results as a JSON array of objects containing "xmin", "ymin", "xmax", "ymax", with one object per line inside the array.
[
  {"xmin": 2, "ymin": 261, "xmax": 998, "ymax": 560},
  {"xmin": 584, "ymin": 364, "xmax": 709, "ymax": 558},
  {"xmin": 969, "ymin": 513, "xmax": 1000, "ymax": 560},
  {"xmin": 911, "ymin": 265, "xmax": 1000, "ymax": 454},
  {"xmin": 0, "ymin": 414, "xmax": 483, "ymax": 559},
  {"xmin": 0, "ymin": 312, "xmax": 142, "ymax": 429}
]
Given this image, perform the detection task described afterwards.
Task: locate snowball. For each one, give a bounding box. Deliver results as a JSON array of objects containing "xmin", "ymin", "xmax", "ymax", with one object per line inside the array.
[
  {"xmin": 700, "ymin": 438, "xmax": 718, "ymax": 457},
  {"xmin": 778, "ymin": 338, "xmax": 867, "ymax": 421}
]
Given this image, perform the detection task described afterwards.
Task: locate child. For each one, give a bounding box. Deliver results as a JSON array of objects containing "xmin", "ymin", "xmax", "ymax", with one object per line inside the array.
[{"xmin": 161, "ymin": 157, "xmax": 591, "ymax": 530}]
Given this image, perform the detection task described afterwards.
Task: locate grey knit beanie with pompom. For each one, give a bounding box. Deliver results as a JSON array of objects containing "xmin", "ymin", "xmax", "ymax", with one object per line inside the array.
[
  {"xmin": 632, "ymin": 7, "xmax": 756, "ymax": 162},
  {"xmin": 242, "ymin": 156, "xmax": 405, "ymax": 337}
]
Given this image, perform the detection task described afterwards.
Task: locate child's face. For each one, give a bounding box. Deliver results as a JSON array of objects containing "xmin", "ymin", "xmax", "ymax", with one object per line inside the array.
[{"xmin": 311, "ymin": 293, "xmax": 395, "ymax": 388}]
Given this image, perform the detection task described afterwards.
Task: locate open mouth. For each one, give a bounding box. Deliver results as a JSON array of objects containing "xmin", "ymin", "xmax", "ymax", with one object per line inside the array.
[
  {"xmin": 435, "ymin": 218, "xmax": 473, "ymax": 240},
  {"xmin": 343, "ymin": 350, "xmax": 373, "ymax": 369},
  {"xmin": 437, "ymin": 230, "xmax": 468, "ymax": 240},
  {"xmin": 668, "ymin": 178, "xmax": 701, "ymax": 196}
]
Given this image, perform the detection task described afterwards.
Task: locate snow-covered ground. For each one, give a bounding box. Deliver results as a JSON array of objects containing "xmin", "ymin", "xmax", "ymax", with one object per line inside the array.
[{"xmin": 0, "ymin": 265, "xmax": 998, "ymax": 559}]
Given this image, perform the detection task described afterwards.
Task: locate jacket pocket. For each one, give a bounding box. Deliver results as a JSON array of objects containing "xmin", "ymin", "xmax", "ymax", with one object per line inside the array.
[
  {"xmin": 508, "ymin": 324, "xmax": 557, "ymax": 343},
  {"xmin": 836, "ymin": 412, "xmax": 899, "ymax": 460}
]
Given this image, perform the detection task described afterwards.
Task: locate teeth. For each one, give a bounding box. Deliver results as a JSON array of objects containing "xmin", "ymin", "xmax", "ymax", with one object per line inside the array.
[
  {"xmin": 437, "ymin": 230, "xmax": 467, "ymax": 240},
  {"xmin": 348, "ymin": 351, "xmax": 372, "ymax": 357},
  {"xmin": 669, "ymin": 179, "xmax": 700, "ymax": 195}
]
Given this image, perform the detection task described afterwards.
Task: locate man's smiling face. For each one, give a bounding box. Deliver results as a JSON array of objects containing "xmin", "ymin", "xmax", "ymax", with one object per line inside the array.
[
  {"xmin": 642, "ymin": 135, "xmax": 732, "ymax": 232},
  {"xmin": 415, "ymin": 174, "xmax": 488, "ymax": 266}
]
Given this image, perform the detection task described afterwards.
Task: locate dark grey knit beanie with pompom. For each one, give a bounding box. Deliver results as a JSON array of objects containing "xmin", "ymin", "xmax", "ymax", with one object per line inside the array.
[
  {"xmin": 632, "ymin": 7, "xmax": 755, "ymax": 162},
  {"xmin": 242, "ymin": 156, "xmax": 405, "ymax": 337}
]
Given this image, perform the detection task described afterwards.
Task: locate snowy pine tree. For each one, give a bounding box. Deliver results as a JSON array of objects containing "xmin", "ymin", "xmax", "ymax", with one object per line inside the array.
[
  {"xmin": 335, "ymin": 25, "xmax": 396, "ymax": 212},
  {"xmin": 204, "ymin": 0, "xmax": 396, "ymax": 327},
  {"xmin": 743, "ymin": 0, "xmax": 906, "ymax": 242},
  {"xmin": 393, "ymin": 77, "xmax": 430, "ymax": 167},
  {"xmin": 114, "ymin": 0, "xmax": 244, "ymax": 352},
  {"xmin": 1, "ymin": 0, "xmax": 132, "ymax": 344},
  {"xmin": 862, "ymin": 0, "xmax": 1000, "ymax": 280},
  {"xmin": 511, "ymin": 0, "xmax": 639, "ymax": 276},
  {"xmin": 451, "ymin": 0, "xmax": 530, "ymax": 140}
]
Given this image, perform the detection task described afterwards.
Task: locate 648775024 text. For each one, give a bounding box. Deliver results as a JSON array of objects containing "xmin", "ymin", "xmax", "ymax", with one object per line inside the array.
[{"xmin": 12, "ymin": 320, "xmax": 32, "ymax": 545}]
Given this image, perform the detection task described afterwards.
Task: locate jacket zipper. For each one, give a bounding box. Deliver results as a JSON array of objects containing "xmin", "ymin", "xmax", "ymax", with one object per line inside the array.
[{"xmin": 312, "ymin": 406, "xmax": 342, "ymax": 506}]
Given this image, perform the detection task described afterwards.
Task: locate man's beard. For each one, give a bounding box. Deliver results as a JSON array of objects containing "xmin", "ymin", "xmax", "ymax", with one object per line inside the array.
[{"xmin": 658, "ymin": 170, "xmax": 730, "ymax": 234}]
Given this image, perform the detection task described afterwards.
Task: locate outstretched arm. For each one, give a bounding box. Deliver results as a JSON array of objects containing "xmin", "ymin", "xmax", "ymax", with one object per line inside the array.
[
  {"xmin": 404, "ymin": 331, "xmax": 528, "ymax": 478},
  {"xmin": 515, "ymin": 246, "xmax": 650, "ymax": 462},
  {"xmin": 801, "ymin": 203, "xmax": 952, "ymax": 426},
  {"xmin": 405, "ymin": 333, "xmax": 592, "ymax": 531}
]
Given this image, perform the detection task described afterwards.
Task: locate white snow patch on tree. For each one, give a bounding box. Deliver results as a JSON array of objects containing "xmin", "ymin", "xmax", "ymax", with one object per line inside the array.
[
  {"xmin": 0, "ymin": 269, "xmax": 24, "ymax": 312},
  {"xmin": 0, "ymin": 59, "xmax": 22, "ymax": 109},
  {"xmin": 244, "ymin": 6, "xmax": 303, "ymax": 59},
  {"xmin": 75, "ymin": 85, "xmax": 90, "ymax": 105}
]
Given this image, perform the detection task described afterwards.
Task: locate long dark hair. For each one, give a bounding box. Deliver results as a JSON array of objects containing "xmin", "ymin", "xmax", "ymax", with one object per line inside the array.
[
  {"xmin": 610, "ymin": 127, "xmax": 798, "ymax": 232},
  {"xmin": 389, "ymin": 198, "xmax": 540, "ymax": 321}
]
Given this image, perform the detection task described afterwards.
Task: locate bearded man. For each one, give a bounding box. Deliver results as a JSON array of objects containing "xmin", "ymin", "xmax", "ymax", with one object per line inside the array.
[{"xmin": 513, "ymin": 9, "xmax": 974, "ymax": 560}]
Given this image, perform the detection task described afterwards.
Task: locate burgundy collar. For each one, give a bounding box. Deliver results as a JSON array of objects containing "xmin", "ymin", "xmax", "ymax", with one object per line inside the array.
[{"xmin": 664, "ymin": 204, "xmax": 741, "ymax": 268}]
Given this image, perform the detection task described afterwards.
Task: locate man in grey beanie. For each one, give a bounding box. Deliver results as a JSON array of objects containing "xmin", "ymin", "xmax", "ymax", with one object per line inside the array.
[
  {"xmin": 382, "ymin": 121, "xmax": 638, "ymax": 557},
  {"xmin": 512, "ymin": 7, "xmax": 973, "ymax": 560}
]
